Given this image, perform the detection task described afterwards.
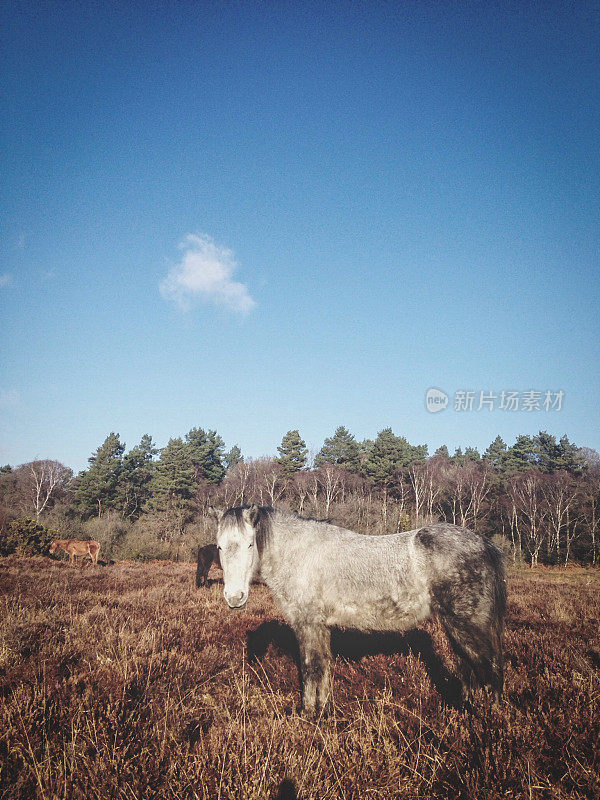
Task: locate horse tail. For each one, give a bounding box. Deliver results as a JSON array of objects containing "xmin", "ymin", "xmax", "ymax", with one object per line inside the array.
[{"xmin": 484, "ymin": 537, "xmax": 507, "ymax": 657}]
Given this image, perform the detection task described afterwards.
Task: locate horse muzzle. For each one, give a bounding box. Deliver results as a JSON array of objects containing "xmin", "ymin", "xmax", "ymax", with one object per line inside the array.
[{"xmin": 224, "ymin": 589, "xmax": 248, "ymax": 609}]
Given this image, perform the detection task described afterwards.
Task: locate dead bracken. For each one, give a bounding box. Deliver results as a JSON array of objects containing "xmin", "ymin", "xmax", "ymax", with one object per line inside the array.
[{"xmin": 0, "ymin": 555, "xmax": 598, "ymax": 800}]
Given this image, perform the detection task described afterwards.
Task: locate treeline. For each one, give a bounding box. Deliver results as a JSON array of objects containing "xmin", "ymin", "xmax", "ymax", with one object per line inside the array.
[{"xmin": 1, "ymin": 426, "xmax": 599, "ymax": 567}]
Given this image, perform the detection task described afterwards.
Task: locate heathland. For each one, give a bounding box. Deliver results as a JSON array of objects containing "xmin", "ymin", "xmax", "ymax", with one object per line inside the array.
[{"xmin": 1, "ymin": 557, "xmax": 598, "ymax": 799}]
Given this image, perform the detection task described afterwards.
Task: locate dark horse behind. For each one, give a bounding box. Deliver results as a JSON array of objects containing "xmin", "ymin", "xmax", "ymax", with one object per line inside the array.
[{"xmin": 196, "ymin": 544, "xmax": 219, "ymax": 587}]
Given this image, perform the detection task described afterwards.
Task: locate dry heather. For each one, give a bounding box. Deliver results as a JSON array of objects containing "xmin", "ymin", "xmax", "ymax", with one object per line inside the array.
[{"xmin": 0, "ymin": 556, "xmax": 599, "ymax": 800}]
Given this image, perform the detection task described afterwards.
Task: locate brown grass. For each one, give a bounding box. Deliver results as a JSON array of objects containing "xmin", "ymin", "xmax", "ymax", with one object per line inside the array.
[{"xmin": 1, "ymin": 557, "xmax": 599, "ymax": 800}]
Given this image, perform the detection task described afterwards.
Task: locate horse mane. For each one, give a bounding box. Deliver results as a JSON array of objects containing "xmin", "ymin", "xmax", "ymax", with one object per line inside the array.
[
  {"xmin": 220, "ymin": 505, "xmax": 335, "ymax": 555},
  {"xmin": 220, "ymin": 505, "xmax": 276, "ymax": 552}
]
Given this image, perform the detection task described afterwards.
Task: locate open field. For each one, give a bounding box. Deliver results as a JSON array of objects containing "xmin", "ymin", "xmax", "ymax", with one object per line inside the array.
[{"xmin": 0, "ymin": 557, "xmax": 599, "ymax": 800}]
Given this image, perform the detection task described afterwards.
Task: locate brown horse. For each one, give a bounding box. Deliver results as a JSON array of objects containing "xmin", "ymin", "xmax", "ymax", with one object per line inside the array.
[{"xmin": 49, "ymin": 539, "xmax": 100, "ymax": 566}]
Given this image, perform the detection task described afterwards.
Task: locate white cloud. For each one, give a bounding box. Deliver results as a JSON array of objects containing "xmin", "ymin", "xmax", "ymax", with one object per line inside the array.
[
  {"xmin": 0, "ymin": 274, "xmax": 11, "ymax": 288},
  {"xmin": 160, "ymin": 234, "xmax": 256, "ymax": 314}
]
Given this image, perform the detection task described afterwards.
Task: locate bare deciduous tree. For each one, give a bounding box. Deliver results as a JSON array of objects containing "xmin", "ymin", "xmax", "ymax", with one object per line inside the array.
[
  {"xmin": 292, "ymin": 469, "xmax": 313, "ymax": 515},
  {"xmin": 25, "ymin": 460, "xmax": 72, "ymax": 519},
  {"xmin": 316, "ymin": 464, "xmax": 348, "ymax": 518},
  {"xmin": 246, "ymin": 459, "xmax": 285, "ymax": 506},
  {"xmin": 540, "ymin": 471, "xmax": 579, "ymax": 559},
  {"xmin": 580, "ymin": 464, "xmax": 600, "ymax": 564},
  {"xmin": 510, "ymin": 470, "xmax": 547, "ymax": 567},
  {"xmin": 222, "ymin": 460, "xmax": 253, "ymax": 506}
]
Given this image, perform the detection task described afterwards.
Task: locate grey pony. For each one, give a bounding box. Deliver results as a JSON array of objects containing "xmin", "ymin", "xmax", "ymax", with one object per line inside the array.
[{"xmin": 210, "ymin": 505, "xmax": 506, "ymax": 718}]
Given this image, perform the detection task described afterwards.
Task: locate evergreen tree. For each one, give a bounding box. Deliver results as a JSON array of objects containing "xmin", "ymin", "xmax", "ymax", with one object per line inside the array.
[
  {"xmin": 314, "ymin": 426, "xmax": 361, "ymax": 472},
  {"xmin": 483, "ymin": 436, "xmax": 507, "ymax": 469},
  {"xmin": 555, "ymin": 434, "xmax": 585, "ymax": 474},
  {"xmin": 224, "ymin": 445, "xmax": 243, "ymax": 471},
  {"xmin": 433, "ymin": 445, "xmax": 450, "ymax": 459},
  {"xmin": 464, "ymin": 446, "xmax": 481, "ymax": 462},
  {"xmin": 118, "ymin": 434, "xmax": 158, "ymax": 519},
  {"xmin": 412, "ymin": 443, "xmax": 429, "ymax": 461},
  {"xmin": 533, "ymin": 431, "xmax": 561, "ymax": 472},
  {"xmin": 452, "ymin": 447, "xmax": 464, "ymax": 465},
  {"xmin": 276, "ymin": 430, "xmax": 308, "ymax": 476},
  {"xmin": 75, "ymin": 432, "xmax": 125, "ymax": 518},
  {"xmin": 503, "ymin": 434, "xmax": 536, "ymax": 473},
  {"xmin": 185, "ymin": 428, "xmax": 226, "ymax": 485},
  {"xmin": 359, "ymin": 439, "xmax": 375, "ymax": 466},
  {"xmin": 363, "ymin": 429, "xmax": 426, "ymax": 486},
  {"xmin": 150, "ymin": 438, "xmax": 195, "ymax": 511},
  {"xmin": 532, "ymin": 431, "xmax": 584, "ymax": 474},
  {"xmin": 150, "ymin": 438, "xmax": 196, "ymax": 554}
]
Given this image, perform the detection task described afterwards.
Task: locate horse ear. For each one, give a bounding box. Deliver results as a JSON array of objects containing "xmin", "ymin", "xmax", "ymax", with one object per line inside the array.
[
  {"xmin": 242, "ymin": 504, "xmax": 260, "ymax": 528},
  {"xmin": 207, "ymin": 506, "xmax": 224, "ymax": 523}
]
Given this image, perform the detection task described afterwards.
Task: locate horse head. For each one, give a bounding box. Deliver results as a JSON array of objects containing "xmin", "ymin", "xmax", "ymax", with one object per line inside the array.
[{"xmin": 209, "ymin": 505, "xmax": 260, "ymax": 609}]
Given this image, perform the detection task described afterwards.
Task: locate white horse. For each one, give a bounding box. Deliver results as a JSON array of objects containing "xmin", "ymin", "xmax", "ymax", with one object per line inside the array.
[{"xmin": 210, "ymin": 505, "xmax": 506, "ymax": 717}]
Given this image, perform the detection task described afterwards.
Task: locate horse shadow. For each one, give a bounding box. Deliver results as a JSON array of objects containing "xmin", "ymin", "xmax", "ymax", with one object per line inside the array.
[
  {"xmin": 272, "ymin": 779, "xmax": 297, "ymax": 800},
  {"xmin": 247, "ymin": 620, "xmax": 464, "ymax": 710}
]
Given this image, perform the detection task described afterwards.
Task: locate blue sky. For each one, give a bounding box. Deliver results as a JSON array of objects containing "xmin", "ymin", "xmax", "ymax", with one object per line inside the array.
[{"xmin": 1, "ymin": 0, "xmax": 599, "ymax": 472}]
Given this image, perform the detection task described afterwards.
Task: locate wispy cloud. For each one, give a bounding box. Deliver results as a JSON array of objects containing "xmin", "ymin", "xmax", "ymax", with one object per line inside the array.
[
  {"xmin": 160, "ymin": 234, "xmax": 256, "ymax": 313},
  {"xmin": 0, "ymin": 274, "xmax": 11, "ymax": 288}
]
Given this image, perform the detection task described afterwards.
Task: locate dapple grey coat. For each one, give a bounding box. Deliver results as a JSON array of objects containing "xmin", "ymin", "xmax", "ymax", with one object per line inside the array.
[{"xmin": 212, "ymin": 505, "xmax": 506, "ymax": 717}]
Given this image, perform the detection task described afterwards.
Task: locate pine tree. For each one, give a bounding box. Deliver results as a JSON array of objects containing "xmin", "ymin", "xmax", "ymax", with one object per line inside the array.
[
  {"xmin": 483, "ymin": 436, "xmax": 507, "ymax": 469},
  {"xmin": 555, "ymin": 434, "xmax": 585, "ymax": 474},
  {"xmin": 503, "ymin": 435, "xmax": 536, "ymax": 473},
  {"xmin": 75, "ymin": 432, "xmax": 125, "ymax": 518},
  {"xmin": 362, "ymin": 429, "xmax": 426, "ymax": 486},
  {"xmin": 185, "ymin": 428, "xmax": 226, "ymax": 485},
  {"xmin": 533, "ymin": 431, "xmax": 584, "ymax": 474},
  {"xmin": 150, "ymin": 438, "xmax": 195, "ymax": 512},
  {"xmin": 276, "ymin": 430, "xmax": 308, "ymax": 476},
  {"xmin": 150, "ymin": 438, "xmax": 196, "ymax": 557},
  {"xmin": 412, "ymin": 443, "xmax": 429, "ymax": 461},
  {"xmin": 464, "ymin": 446, "xmax": 481, "ymax": 462},
  {"xmin": 452, "ymin": 447, "xmax": 464, "ymax": 465},
  {"xmin": 533, "ymin": 431, "xmax": 561, "ymax": 472},
  {"xmin": 359, "ymin": 439, "xmax": 375, "ymax": 466},
  {"xmin": 118, "ymin": 434, "xmax": 158, "ymax": 519},
  {"xmin": 434, "ymin": 445, "xmax": 450, "ymax": 459},
  {"xmin": 314, "ymin": 426, "xmax": 361, "ymax": 472},
  {"xmin": 224, "ymin": 445, "xmax": 243, "ymax": 471}
]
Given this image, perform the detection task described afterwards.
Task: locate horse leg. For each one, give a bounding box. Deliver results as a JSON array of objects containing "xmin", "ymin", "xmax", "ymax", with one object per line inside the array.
[
  {"xmin": 441, "ymin": 617, "xmax": 503, "ymax": 703},
  {"xmin": 295, "ymin": 624, "xmax": 331, "ymax": 718},
  {"xmin": 196, "ymin": 557, "xmax": 207, "ymax": 588}
]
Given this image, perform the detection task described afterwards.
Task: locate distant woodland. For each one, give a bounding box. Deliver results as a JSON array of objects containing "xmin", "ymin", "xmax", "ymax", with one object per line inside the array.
[{"xmin": 1, "ymin": 426, "xmax": 598, "ymax": 567}]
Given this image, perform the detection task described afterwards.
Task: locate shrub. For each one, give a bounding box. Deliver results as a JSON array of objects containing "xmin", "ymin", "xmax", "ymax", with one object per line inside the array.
[
  {"xmin": 0, "ymin": 517, "xmax": 59, "ymax": 556},
  {"xmin": 113, "ymin": 519, "xmax": 171, "ymax": 561},
  {"xmin": 82, "ymin": 512, "xmax": 130, "ymax": 561}
]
